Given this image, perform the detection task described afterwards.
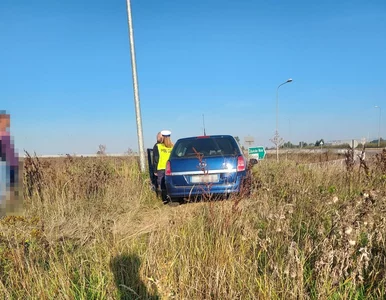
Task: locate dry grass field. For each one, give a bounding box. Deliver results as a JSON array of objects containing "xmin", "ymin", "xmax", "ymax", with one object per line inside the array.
[{"xmin": 1, "ymin": 149, "xmax": 386, "ymax": 299}]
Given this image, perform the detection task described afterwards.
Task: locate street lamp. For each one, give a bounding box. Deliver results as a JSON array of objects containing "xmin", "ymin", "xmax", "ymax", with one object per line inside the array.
[
  {"xmin": 275, "ymin": 78, "xmax": 293, "ymax": 161},
  {"xmin": 375, "ymin": 106, "xmax": 381, "ymax": 148}
]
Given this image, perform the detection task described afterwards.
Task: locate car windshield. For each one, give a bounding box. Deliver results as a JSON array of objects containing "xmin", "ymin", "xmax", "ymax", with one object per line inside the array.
[{"xmin": 171, "ymin": 137, "xmax": 240, "ymax": 158}]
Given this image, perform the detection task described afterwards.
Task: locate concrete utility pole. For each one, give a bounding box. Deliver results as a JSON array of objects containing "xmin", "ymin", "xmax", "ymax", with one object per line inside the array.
[{"xmin": 125, "ymin": 0, "xmax": 146, "ymax": 172}]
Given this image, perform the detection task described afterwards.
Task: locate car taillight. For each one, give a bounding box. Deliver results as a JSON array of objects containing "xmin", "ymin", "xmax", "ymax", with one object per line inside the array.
[
  {"xmin": 237, "ymin": 156, "xmax": 245, "ymax": 172},
  {"xmin": 165, "ymin": 161, "xmax": 172, "ymax": 176}
]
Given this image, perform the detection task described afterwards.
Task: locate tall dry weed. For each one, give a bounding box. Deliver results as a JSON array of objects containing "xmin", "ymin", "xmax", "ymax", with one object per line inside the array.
[{"xmin": 1, "ymin": 150, "xmax": 386, "ymax": 298}]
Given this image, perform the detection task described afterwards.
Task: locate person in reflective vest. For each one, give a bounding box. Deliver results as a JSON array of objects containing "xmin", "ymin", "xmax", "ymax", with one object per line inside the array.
[
  {"xmin": 152, "ymin": 132, "xmax": 163, "ymax": 181},
  {"xmin": 154, "ymin": 130, "xmax": 173, "ymax": 192}
]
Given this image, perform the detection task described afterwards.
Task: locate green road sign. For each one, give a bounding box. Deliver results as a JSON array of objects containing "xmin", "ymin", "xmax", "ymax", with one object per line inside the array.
[{"xmin": 248, "ymin": 146, "xmax": 266, "ymax": 160}]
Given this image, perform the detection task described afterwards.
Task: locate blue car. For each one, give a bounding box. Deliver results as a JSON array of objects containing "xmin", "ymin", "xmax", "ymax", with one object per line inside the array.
[{"xmin": 162, "ymin": 135, "xmax": 256, "ymax": 202}]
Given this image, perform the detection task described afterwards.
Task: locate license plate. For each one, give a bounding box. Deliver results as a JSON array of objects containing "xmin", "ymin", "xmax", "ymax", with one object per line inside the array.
[{"xmin": 191, "ymin": 174, "xmax": 219, "ymax": 183}]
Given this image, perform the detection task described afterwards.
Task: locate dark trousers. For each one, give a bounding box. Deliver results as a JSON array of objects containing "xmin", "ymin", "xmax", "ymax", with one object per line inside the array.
[
  {"xmin": 156, "ymin": 170, "xmax": 169, "ymax": 202},
  {"xmin": 157, "ymin": 170, "xmax": 165, "ymax": 190}
]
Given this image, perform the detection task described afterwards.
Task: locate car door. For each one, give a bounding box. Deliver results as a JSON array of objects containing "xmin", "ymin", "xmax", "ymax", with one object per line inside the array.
[{"xmin": 147, "ymin": 148, "xmax": 158, "ymax": 189}]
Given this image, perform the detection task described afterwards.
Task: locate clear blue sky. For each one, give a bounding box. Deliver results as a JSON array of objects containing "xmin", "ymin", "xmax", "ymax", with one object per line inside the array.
[{"xmin": 1, "ymin": 0, "xmax": 385, "ymax": 155}]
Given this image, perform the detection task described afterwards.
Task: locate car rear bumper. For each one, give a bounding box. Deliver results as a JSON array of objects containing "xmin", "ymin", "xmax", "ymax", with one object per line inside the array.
[{"xmin": 165, "ymin": 175, "xmax": 244, "ymax": 198}]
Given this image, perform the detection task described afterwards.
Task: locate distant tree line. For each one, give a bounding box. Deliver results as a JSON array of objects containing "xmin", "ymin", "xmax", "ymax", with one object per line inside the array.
[
  {"xmin": 211, "ymin": 136, "xmax": 384, "ymax": 151},
  {"xmin": 266, "ymin": 138, "xmax": 385, "ymax": 150}
]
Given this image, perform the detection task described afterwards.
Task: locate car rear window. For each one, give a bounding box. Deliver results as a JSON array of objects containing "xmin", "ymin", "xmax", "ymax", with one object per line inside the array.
[{"xmin": 171, "ymin": 137, "xmax": 240, "ymax": 158}]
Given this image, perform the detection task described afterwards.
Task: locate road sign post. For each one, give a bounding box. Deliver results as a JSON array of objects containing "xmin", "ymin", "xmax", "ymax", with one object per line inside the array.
[{"xmin": 248, "ymin": 146, "xmax": 266, "ymax": 160}]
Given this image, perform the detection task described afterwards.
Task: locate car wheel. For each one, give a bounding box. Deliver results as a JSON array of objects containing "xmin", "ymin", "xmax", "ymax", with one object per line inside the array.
[
  {"xmin": 167, "ymin": 200, "xmax": 181, "ymax": 207},
  {"xmin": 163, "ymin": 195, "xmax": 181, "ymax": 206},
  {"xmin": 171, "ymin": 197, "xmax": 184, "ymax": 204}
]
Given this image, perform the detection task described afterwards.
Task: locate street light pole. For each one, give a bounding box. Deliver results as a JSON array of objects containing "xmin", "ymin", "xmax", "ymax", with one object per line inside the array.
[
  {"xmin": 275, "ymin": 78, "xmax": 293, "ymax": 161},
  {"xmin": 375, "ymin": 106, "xmax": 381, "ymax": 148},
  {"xmin": 125, "ymin": 0, "xmax": 146, "ymax": 172}
]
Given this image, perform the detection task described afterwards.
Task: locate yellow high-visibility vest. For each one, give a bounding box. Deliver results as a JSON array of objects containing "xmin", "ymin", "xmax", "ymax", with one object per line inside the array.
[{"xmin": 157, "ymin": 143, "xmax": 173, "ymax": 170}]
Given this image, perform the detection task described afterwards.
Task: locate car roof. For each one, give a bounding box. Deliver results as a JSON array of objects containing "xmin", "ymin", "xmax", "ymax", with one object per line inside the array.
[{"xmin": 176, "ymin": 135, "xmax": 234, "ymax": 141}]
